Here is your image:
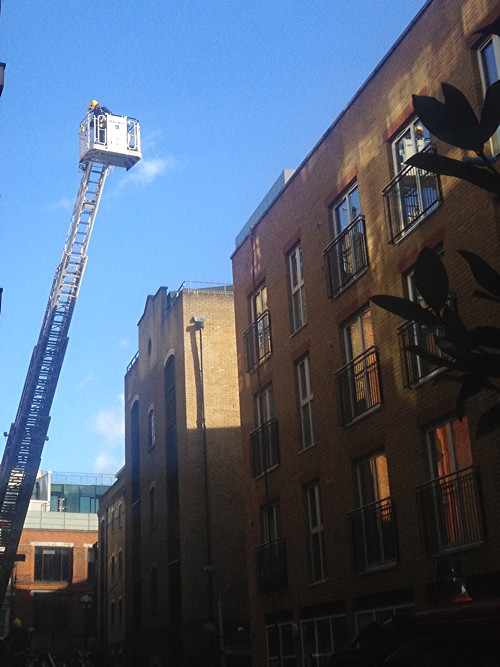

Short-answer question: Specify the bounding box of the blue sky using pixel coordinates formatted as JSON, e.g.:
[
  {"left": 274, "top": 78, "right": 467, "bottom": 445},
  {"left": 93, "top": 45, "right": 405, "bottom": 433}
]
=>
[{"left": 0, "top": 0, "right": 426, "bottom": 475}]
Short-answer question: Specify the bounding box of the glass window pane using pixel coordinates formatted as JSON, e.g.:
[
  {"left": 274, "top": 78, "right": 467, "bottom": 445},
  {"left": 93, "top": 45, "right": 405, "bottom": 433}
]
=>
[{"left": 348, "top": 186, "right": 360, "bottom": 221}]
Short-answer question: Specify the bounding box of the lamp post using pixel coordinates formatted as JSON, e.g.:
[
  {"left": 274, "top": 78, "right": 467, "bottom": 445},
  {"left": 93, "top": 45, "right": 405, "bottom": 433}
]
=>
[{"left": 79, "top": 593, "right": 93, "bottom": 660}]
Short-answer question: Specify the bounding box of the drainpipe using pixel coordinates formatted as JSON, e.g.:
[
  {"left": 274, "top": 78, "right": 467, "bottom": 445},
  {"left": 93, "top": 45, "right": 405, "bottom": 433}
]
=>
[{"left": 194, "top": 316, "right": 213, "bottom": 620}]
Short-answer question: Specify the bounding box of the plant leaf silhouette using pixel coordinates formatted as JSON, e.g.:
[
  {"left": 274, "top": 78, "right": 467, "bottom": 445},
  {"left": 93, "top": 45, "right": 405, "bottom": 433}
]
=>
[
  {"left": 370, "top": 295, "right": 439, "bottom": 326},
  {"left": 458, "top": 250, "right": 500, "bottom": 297},
  {"left": 406, "top": 153, "right": 500, "bottom": 194},
  {"left": 414, "top": 247, "right": 448, "bottom": 311}
]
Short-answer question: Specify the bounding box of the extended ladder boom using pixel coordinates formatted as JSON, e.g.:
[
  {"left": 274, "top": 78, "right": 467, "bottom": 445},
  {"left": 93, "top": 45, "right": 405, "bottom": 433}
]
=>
[
  {"left": 0, "top": 162, "right": 110, "bottom": 600},
  {"left": 0, "top": 108, "right": 141, "bottom": 602}
]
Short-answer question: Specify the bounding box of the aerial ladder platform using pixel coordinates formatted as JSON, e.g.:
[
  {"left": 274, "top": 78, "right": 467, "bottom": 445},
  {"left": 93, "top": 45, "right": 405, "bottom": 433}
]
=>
[{"left": 0, "top": 107, "right": 141, "bottom": 603}]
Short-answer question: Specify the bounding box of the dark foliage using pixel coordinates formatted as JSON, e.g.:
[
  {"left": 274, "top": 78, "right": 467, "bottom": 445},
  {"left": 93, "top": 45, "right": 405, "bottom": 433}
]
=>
[{"left": 371, "top": 80, "right": 500, "bottom": 436}]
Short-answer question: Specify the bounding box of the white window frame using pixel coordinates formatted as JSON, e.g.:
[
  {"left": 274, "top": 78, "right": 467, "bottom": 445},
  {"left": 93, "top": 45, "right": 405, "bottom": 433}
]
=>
[
  {"left": 252, "top": 385, "right": 278, "bottom": 477},
  {"left": 266, "top": 622, "right": 296, "bottom": 667},
  {"left": 478, "top": 35, "right": 500, "bottom": 155},
  {"left": 300, "top": 614, "right": 347, "bottom": 666},
  {"left": 306, "top": 482, "right": 326, "bottom": 583},
  {"left": 288, "top": 244, "right": 306, "bottom": 332},
  {"left": 297, "top": 356, "right": 315, "bottom": 450},
  {"left": 355, "top": 604, "right": 414, "bottom": 633},
  {"left": 391, "top": 120, "right": 437, "bottom": 235},
  {"left": 426, "top": 416, "right": 472, "bottom": 480},
  {"left": 392, "top": 120, "right": 430, "bottom": 174},
  {"left": 356, "top": 452, "right": 389, "bottom": 506},
  {"left": 255, "top": 384, "right": 275, "bottom": 427},
  {"left": 260, "top": 500, "right": 281, "bottom": 544},
  {"left": 333, "top": 182, "right": 361, "bottom": 236}
]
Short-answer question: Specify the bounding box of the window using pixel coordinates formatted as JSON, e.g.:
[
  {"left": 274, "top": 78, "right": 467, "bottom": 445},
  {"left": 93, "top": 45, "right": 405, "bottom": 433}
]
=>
[
  {"left": 131, "top": 400, "right": 141, "bottom": 503},
  {"left": 261, "top": 500, "right": 281, "bottom": 544},
  {"left": 355, "top": 604, "right": 414, "bottom": 633},
  {"left": 349, "top": 453, "right": 397, "bottom": 572},
  {"left": 118, "top": 549, "right": 123, "bottom": 576},
  {"left": 111, "top": 554, "right": 116, "bottom": 581},
  {"left": 478, "top": 36, "right": 500, "bottom": 154},
  {"left": 383, "top": 119, "right": 441, "bottom": 242},
  {"left": 148, "top": 408, "right": 156, "bottom": 449},
  {"left": 250, "top": 385, "right": 279, "bottom": 477},
  {"left": 87, "top": 546, "right": 96, "bottom": 583},
  {"left": 417, "top": 417, "right": 483, "bottom": 555},
  {"left": 288, "top": 244, "right": 306, "bottom": 331},
  {"left": 266, "top": 622, "right": 295, "bottom": 667},
  {"left": 256, "top": 501, "right": 287, "bottom": 593},
  {"left": 399, "top": 252, "right": 453, "bottom": 386},
  {"left": 33, "top": 592, "right": 70, "bottom": 634},
  {"left": 244, "top": 284, "right": 272, "bottom": 371},
  {"left": 301, "top": 615, "right": 348, "bottom": 666},
  {"left": 111, "top": 600, "right": 116, "bottom": 627},
  {"left": 297, "top": 356, "right": 315, "bottom": 450},
  {"left": 306, "top": 482, "right": 326, "bottom": 583},
  {"left": 118, "top": 598, "right": 123, "bottom": 625},
  {"left": 34, "top": 547, "right": 72, "bottom": 582},
  {"left": 118, "top": 502, "right": 122, "bottom": 528},
  {"left": 336, "top": 307, "right": 381, "bottom": 424},
  {"left": 325, "top": 182, "right": 368, "bottom": 296}
]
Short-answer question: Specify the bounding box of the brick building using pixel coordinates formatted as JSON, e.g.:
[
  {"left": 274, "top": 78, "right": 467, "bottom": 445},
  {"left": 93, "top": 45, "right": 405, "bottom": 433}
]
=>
[
  {"left": 97, "top": 466, "right": 126, "bottom": 665},
  {"left": 8, "top": 471, "right": 111, "bottom": 660},
  {"left": 231, "top": 0, "right": 500, "bottom": 664},
  {"left": 123, "top": 284, "right": 249, "bottom": 666}
]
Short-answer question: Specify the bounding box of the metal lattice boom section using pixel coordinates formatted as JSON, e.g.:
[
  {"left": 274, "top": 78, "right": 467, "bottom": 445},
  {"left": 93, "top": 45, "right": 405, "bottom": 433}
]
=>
[{"left": 0, "top": 161, "right": 110, "bottom": 600}]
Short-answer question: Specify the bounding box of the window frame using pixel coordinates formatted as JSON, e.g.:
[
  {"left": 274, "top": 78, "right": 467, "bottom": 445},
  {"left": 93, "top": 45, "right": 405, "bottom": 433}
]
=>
[
  {"left": 478, "top": 35, "right": 500, "bottom": 155},
  {"left": 148, "top": 406, "right": 156, "bottom": 449},
  {"left": 300, "top": 614, "right": 348, "bottom": 666},
  {"left": 34, "top": 546, "right": 72, "bottom": 583},
  {"left": 332, "top": 181, "right": 361, "bottom": 236},
  {"left": 260, "top": 500, "right": 281, "bottom": 544},
  {"left": 288, "top": 243, "right": 307, "bottom": 332},
  {"left": 296, "top": 355, "right": 316, "bottom": 451},
  {"left": 306, "top": 482, "right": 326, "bottom": 583}
]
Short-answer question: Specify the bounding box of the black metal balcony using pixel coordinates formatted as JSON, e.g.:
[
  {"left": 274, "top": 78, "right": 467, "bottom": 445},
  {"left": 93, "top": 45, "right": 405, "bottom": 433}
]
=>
[
  {"left": 255, "top": 538, "right": 287, "bottom": 594},
  {"left": 249, "top": 418, "right": 279, "bottom": 478},
  {"left": 243, "top": 310, "right": 272, "bottom": 372},
  {"left": 383, "top": 145, "right": 442, "bottom": 243},
  {"left": 348, "top": 497, "right": 398, "bottom": 573},
  {"left": 335, "top": 346, "right": 382, "bottom": 425},
  {"left": 416, "top": 467, "right": 484, "bottom": 557},
  {"left": 324, "top": 215, "right": 369, "bottom": 297},
  {"left": 398, "top": 296, "right": 456, "bottom": 387}
]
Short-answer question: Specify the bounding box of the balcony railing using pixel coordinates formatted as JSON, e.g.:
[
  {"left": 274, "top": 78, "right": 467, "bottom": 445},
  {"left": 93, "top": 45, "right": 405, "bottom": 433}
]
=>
[
  {"left": 348, "top": 497, "right": 398, "bottom": 573},
  {"left": 250, "top": 418, "right": 279, "bottom": 478},
  {"left": 324, "top": 215, "right": 369, "bottom": 297},
  {"left": 335, "top": 346, "right": 382, "bottom": 425},
  {"left": 255, "top": 538, "right": 287, "bottom": 594},
  {"left": 243, "top": 310, "right": 272, "bottom": 372},
  {"left": 383, "top": 145, "right": 442, "bottom": 243},
  {"left": 398, "top": 296, "right": 456, "bottom": 387},
  {"left": 416, "top": 467, "right": 484, "bottom": 557}
]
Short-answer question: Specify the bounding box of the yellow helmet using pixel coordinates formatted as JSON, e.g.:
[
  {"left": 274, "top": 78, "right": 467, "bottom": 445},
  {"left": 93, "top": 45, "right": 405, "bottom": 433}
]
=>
[
  {"left": 88, "top": 99, "right": 99, "bottom": 111},
  {"left": 13, "top": 618, "right": 23, "bottom": 627}
]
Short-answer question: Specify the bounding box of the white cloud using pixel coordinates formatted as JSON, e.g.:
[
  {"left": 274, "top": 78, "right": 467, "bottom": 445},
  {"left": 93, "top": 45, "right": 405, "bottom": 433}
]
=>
[
  {"left": 89, "top": 403, "right": 124, "bottom": 446},
  {"left": 118, "top": 337, "right": 131, "bottom": 349},
  {"left": 77, "top": 372, "right": 95, "bottom": 389},
  {"left": 124, "top": 155, "right": 176, "bottom": 187},
  {"left": 48, "top": 197, "right": 73, "bottom": 212},
  {"left": 93, "top": 450, "right": 123, "bottom": 475}
]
